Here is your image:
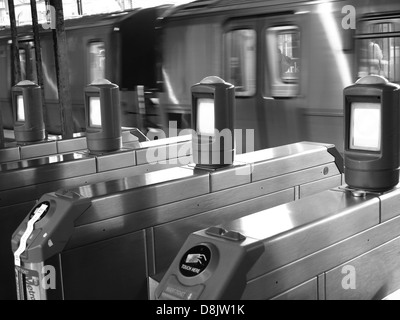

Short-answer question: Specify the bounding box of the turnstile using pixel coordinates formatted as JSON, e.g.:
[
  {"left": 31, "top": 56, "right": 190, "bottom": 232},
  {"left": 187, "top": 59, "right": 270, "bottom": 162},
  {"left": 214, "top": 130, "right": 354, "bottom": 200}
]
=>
[
  {"left": 154, "top": 186, "right": 400, "bottom": 300},
  {"left": 11, "top": 142, "right": 343, "bottom": 299},
  {"left": 1, "top": 134, "right": 191, "bottom": 300},
  {"left": 0, "top": 128, "right": 144, "bottom": 163}
]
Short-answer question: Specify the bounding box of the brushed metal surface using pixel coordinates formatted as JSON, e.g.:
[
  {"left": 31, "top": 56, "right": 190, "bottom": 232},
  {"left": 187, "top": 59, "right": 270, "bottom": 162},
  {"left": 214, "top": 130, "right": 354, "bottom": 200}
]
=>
[
  {"left": 271, "top": 278, "right": 317, "bottom": 300},
  {"left": 379, "top": 186, "right": 400, "bottom": 223},
  {"left": 0, "top": 146, "right": 20, "bottom": 163},
  {"left": 56, "top": 137, "right": 87, "bottom": 154},
  {"left": 136, "top": 141, "right": 192, "bottom": 165},
  {"left": 67, "top": 162, "right": 340, "bottom": 248},
  {"left": 300, "top": 175, "right": 343, "bottom": 199},
  {"left": 208, "top": 162, "right": 252, "bottom": 192},
  {"left": 236, "top": 142, "right": 335, "bottom": 182},
  {"left": 137, "top": 135, "right": 191, "bottom": 149},
  {"left": 241, "top": 208, "right": 400, "bottom": 300},
  {"left": 0, "top": 153, "right": 96, "bottom": 191},
  {"left": 216, "top": 190, "right": 379, "bottom": 281},
  {"left": 152, "top": 188, "right": 295, "bottom": 275},
  {"left": 325, "top": 235, "right": 400, "bottom": 300},
  {"left": 79, "top": 149, "right": 136, "bottom": 172},
  {"left": 74, "top": 167, "right": 209, "bottom": 225},
  {"left": 0, "top": 157, "right": 192, "bottom": 208},
  {"left": 20, "top": 141, "right": 58, "bottom": 159},
  {"left": 69, "top": 188, "right": 294, "bottom": 251},
  {"left": 318, "top": 274, "right": 326, "bottom": 300}
]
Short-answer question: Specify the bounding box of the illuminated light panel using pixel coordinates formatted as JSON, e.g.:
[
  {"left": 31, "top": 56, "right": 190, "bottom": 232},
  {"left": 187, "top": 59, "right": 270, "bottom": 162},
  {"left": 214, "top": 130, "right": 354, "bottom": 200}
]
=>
[
  {"left": 17, "top": 95, "right": 25, "bottom": 122},
  {"left": 350, "top": 102, "right": 381, "bottom": 151},
  {"left": 89, "top": 96, "right": 102, "bottom": 127},
  {"left": 197, "top": 98, "right": 215, "bottom": 136}
]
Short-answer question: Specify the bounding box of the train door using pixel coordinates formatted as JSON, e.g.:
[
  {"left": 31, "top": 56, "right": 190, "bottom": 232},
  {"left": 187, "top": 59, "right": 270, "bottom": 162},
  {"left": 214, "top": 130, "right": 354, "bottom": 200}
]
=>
[
  {"left": 223, "top": 19, "right": 260, "bottom": 151},
  {"left": 224, "top": 14, "right": 303, "bottom": 151}
]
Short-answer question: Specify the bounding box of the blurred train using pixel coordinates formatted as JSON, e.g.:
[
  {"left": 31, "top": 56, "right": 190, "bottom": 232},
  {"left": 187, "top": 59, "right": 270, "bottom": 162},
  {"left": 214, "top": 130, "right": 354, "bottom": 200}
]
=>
[
  {"left": 158, "top": 0, "right": 400, "bottom": 154},
  {"left": 0, "top": 5, "right": 167, "bottom": 134},
  {"left": 1, "top": 0, "right": 400, "bottom": 154}
]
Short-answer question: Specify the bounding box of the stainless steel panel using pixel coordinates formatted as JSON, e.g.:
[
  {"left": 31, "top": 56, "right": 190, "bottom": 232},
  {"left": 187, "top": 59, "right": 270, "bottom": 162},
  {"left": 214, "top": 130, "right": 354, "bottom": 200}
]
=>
[
  {"left": 0, "top": 157, "right": 192, "bottom": 208},
  {"left": 74, "top": 167, "right": 210, "bottom": 225},
  {"left": 138, "top": 135, "right": 191, "bottom": 149},
  {"left": 219, "top": 190, "right": 379, "bottom": 281},
  {"left": 241, "top": 209, "right": 400, "bottom": 300},
  {"left": 0, "top": 147, "right": 20, "bottom": 163},
  {"left": 20, "top": 141, "right": 58, "bottom": 159},
  {"left": 92, "top": 149, "right": 136, "bottom": 172},
  {"left": 326, "top": 235, "right": 400, "bottom": 300},
  {"left": 236, "top": 142, "right": 335, "bottom": 182},
  {"left": 379, "top": 186, "right": 400, "bottom": 223},
  {"left": 61, "top": 230, "right": 148, "bottom": 300},
  {"left": 56, "top": 137, "right": 87, "bottom": 154},
  {"left": 209, "top": 162, "right": 252, "bottom": 192},
  {"left": 235, "top": 142, "right": 327, "bottom": 163},
  {"left": 152, "top": 188, "right": 295, "bottom": 275},
  {"left": 68, "top": 187, "right": 295, "bottom": 251},
  {"left": 250, "top": 163, "right": 339, "bottom": 196},
  {"left": 318, "top": 274, "right": 326, "bottom": 300},
  {"left": 68, "top": 161, "right": 341, "bottom": 247},
  {"left": 0, "top": 154, "right": 96, "bottom": 191},
  {"left": 136, "top": 141, "right": 192, "bottom": 165},
  {"left": 300, "top": 175, "right": 342, "bottom": 198},
  {"left": 271, "top": 278, "right": 317, "bottom": 300}
]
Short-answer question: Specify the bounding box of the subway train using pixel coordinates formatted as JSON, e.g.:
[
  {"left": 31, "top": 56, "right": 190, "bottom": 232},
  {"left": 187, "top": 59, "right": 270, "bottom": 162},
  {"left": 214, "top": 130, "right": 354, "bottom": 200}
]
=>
[
  {"left": 1, "top": 0, "right": 400, "bottom": 152},
  {"left": 158, "top": 0, "right": 400, "bottom": 154},
  {"left": 0, "top": 5, "right": 168, "bottom": 135}
]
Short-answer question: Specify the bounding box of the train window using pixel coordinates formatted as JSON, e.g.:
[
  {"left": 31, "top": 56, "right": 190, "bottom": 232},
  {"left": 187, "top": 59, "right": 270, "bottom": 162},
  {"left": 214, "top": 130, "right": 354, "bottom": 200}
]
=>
[
  {"left": 265, "top": 26, "right": 300, "bottom": 97},
  {"left": 357, "top": 20, "right": 400, "bottom": 83},
  {"left": 225, "top": 29, "right": 256, "bottom": 96},
  {"left": 89, "top": 42, "right": 106, "bottom": 83},
  {"left": 19, "top": 49, "right": 26, "bottom": 80}
]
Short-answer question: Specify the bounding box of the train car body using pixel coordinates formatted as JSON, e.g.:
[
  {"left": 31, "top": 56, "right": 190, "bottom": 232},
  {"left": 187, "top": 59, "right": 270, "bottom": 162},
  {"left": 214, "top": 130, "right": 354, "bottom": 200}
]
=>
[
  {"left": 158, "top": 0, "right": 400, "bottom": 154},
  {"left": 0, "top": 6, "right": 164, "bottom": 134}
]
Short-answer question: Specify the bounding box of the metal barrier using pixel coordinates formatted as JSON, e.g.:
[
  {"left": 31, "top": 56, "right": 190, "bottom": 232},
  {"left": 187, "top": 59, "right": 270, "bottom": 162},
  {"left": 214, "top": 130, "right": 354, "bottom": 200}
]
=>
[
  {"left": 154, "top": 185, "right": 400, "bottom": 300},
  {"left": 11, "top": 142, "right": 343, "bottom": 299},
  {"left": 1, "top": 134, "right": 191, "bottom": 300}
]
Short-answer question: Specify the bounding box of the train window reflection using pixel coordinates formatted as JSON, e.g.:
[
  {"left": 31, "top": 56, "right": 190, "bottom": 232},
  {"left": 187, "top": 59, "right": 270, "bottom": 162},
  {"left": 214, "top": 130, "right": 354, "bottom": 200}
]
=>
[
  {"left": 276, "top": 31, "right": 300, "bottom": 83},
  {"left": 89, "top": 42, "right": 106, "bottom": 83},
  {"left": 358, "top": 21, "right": 400, "bottom": 83},
  {"left": 19, "top": 49, "right": 26, "bottom": 81},
  {"left": 266, "top": 26, "right": 300, "bottom": 97},
  {"left": 225, "top": 29, "right": 256, "bottom": 96}
]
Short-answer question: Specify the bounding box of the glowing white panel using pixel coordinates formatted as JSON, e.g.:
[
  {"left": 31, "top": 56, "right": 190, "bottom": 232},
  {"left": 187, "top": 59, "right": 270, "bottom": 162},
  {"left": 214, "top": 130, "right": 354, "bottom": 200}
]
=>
[
  {"left": 197, "top": 98, "right": 215, "bottom": 136},
  {"left": 17, "top": 95, "right": 25, "bottom": 122},
  {"left": 89, "top": 96, "right": 102, "bottom": 127},
  {"left": 350, "top": 102, "right": 381, "bottom": 151}
]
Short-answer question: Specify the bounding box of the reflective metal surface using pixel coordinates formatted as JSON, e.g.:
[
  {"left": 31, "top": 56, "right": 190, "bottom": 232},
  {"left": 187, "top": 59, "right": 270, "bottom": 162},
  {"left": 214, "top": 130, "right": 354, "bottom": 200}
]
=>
[
  {"left": 0, "top": 146, "right": 20, "bottom": 163},
  {"left": 325, "top": 234, "right": 400, "bottom": 300},
  {"left": 271, "top": 278, "right": 317, "bottom": 300},
  {"left": 19, "top": 141, "right": 58, "bottom": 160},
  {"left": 79, "top": 149, "right": 136, "bottom": 172},
  {"left": 217, "top": 189, "right": 379, "bottom": 280},
  {"left": 0, "top": 153, "right": 96, "bottom": 191},
  {"left": 236, "top": 142, "right": 336, "bottom": 181},
  {"left": 378, "top": 186, "right": 400, "bottom": 222},
  {"left": 74, "top": 167, "right": 209, "bottom": 226}
]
